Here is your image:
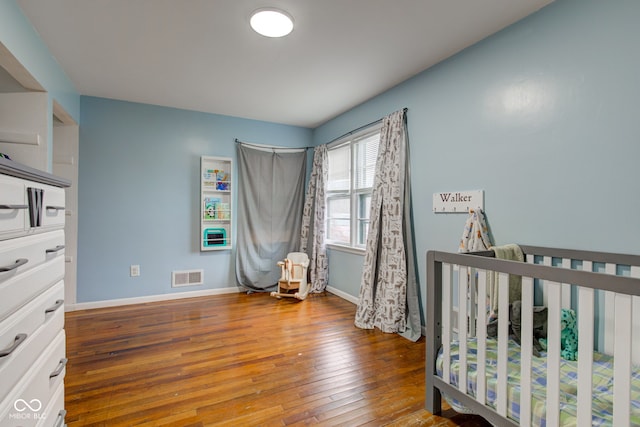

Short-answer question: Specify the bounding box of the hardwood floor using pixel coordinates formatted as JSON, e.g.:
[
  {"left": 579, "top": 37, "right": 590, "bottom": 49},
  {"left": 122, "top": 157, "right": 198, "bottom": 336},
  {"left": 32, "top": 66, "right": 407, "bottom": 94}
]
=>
[{"left": 65, "top": 292, "right": 491, "bottom": 426}]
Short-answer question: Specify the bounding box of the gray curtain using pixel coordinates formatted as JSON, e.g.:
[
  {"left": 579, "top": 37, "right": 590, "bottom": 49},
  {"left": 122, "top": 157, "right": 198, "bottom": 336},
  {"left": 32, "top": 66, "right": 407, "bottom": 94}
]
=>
[
  {"left": 235, "top": 143, "right": 307, "bottom": 291},
  {"left": 299, "top": 145, "right": 328, "bottom": 292},
  {"left": 354, "top": 109, "right": 421, "bottom": 341}
]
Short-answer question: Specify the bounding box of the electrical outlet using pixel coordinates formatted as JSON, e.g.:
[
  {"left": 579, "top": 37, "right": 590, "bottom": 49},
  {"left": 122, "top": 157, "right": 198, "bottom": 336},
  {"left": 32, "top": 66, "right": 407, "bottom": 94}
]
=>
[{"left": 130, "top": 264, "right": 140, "bottom": 277}]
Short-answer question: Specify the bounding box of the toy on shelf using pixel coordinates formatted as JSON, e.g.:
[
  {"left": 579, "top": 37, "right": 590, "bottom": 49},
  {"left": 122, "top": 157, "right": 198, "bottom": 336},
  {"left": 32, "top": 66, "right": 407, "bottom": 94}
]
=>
[{"left": 216, "top": 170, "right": 230, "bottom": 191}]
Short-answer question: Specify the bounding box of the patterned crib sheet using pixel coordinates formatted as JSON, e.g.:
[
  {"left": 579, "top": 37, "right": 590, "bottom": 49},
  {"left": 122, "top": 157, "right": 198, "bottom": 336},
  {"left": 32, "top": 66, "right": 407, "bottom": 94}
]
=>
[{"left": 436, "top": 338, "right": 640, "bottom": 426}]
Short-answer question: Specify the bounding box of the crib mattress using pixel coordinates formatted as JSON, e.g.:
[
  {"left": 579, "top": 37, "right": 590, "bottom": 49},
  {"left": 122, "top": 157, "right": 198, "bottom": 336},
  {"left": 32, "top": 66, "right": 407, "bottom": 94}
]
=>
[{"left": 436, "top": 338, "right": 640, "bottom": 426}]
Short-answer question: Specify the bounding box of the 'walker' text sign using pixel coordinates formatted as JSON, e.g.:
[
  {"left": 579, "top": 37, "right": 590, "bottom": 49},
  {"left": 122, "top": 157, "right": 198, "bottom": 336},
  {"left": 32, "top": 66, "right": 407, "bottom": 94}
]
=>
[{"left": 433, "top": 190, "right": 484, "bottom": 213}]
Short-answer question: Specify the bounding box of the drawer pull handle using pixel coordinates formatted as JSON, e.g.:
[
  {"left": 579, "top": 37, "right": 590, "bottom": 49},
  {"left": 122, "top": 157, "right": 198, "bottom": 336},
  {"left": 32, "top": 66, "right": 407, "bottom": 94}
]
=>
[
  {"left": 45, "top": 299, "right": 65, "bottom": 314},
  {"left": 49, "top": 357, "right": 68, "bottom": 379},
  {"left": 0, "top": 204, "right": 28, "bottom": 210},
  {"left": 0, "top": 333, "right": 27, "bottom": 357},
  {"left": 0, "top": 258, "right": 28, "bottom": 272},
  {"left": 46, "top": 205, "right": 65, "bottom": 211},
  {"left": 54, "top": 409, "right": 67, "bottom": 427},
  {"left": 46, "top": 245, "right": 66, "bottom": 254}
]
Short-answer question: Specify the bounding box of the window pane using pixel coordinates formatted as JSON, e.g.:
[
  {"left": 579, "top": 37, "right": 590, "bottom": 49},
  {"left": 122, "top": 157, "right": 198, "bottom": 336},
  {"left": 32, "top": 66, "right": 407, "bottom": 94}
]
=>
[
  {"left": 354, "top": 132, "right": 379, "bottom": 189},
  {"left": 328, "top": 219, "right": 350, "bottom": 244},
  {"left": 325, "top": 126, "right": 380, "bottom": 249},
  {"left": 357, "top": 193, "right": 372, "bottom": 246},
  {"left": 328, "top": 145, "right": 350, "bottom": 191},
  {"left": 327, "top": 197, "right": 350, "bottom": 244},
  {"left": 328, "top": 196, "right": 350, "bottom": 218}
]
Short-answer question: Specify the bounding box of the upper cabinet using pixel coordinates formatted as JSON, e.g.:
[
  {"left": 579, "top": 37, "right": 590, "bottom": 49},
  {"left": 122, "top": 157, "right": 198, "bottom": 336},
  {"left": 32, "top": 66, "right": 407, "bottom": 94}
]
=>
[{"left": 0, "top": 90, "right": 48, "bottom": 172}]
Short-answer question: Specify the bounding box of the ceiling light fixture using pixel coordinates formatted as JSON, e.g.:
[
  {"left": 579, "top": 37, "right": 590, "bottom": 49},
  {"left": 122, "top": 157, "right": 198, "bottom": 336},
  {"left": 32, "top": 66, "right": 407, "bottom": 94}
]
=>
[{"left": 250, "top": 8, "right": 294, "bottom": 38}]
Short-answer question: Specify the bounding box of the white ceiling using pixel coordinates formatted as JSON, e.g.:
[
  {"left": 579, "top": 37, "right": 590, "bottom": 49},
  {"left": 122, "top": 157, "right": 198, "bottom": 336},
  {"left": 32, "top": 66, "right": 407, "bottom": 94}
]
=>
[{"left": 17, "top": 0, "right": 553, "bottom": 128}]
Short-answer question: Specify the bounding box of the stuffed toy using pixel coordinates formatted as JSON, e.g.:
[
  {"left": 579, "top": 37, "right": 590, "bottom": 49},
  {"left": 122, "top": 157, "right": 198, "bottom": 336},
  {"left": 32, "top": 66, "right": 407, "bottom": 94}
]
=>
[
  {"left": 560, "top": 308, "right": 578, "bottom": 361},
  {"left": 487, "top": 300, "right": 547, "bottom": 356},
  {"left": 539, "top": 308, "right": 578, "bottom": 361},
  {"left": 487, "top": 302, "right": 578, "bottom": 360},
  {"left": 509, "top": 300, "right": 548, "bottom": 357}
]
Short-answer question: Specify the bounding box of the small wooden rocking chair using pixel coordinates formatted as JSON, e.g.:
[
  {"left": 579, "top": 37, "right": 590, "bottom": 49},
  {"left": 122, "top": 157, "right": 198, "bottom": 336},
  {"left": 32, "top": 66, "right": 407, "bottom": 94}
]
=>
[{"left": 270, "top": 252, "right": 310, "bottom": 300}]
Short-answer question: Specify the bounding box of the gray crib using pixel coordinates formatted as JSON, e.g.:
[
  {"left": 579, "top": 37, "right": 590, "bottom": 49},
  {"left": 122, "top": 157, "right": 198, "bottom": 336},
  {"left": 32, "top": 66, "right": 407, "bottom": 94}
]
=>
[{"left": 426, "top": 246, "right": 640, "bottom": 426}]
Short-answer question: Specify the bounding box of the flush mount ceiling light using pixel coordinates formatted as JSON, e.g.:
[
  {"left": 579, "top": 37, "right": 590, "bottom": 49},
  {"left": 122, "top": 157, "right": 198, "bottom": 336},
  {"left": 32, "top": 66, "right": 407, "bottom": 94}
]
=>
[{"left": 250, "top": 8, "right": 294, "bottom": 38}]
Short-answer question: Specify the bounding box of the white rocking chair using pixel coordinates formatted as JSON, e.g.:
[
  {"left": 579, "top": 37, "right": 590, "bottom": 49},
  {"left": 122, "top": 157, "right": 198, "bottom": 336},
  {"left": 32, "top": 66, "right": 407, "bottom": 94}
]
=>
[{"left": 270, "top": 252, "right": 310, "bottom": 300}]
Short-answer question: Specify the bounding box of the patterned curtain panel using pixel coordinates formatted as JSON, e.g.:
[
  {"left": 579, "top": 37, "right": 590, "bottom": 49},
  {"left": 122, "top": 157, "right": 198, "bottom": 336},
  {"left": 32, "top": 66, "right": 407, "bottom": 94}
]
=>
[
  {"left": 300, "top": 145, "right": 328, "bottom": 292},
  {"left": 355, "top": 109, "right": 421, "bottom": 342}
]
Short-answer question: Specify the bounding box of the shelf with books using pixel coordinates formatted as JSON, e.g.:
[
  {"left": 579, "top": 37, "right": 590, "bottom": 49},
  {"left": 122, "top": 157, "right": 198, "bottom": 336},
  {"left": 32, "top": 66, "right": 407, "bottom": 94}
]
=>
[{"left": 201, "top": 156, "right": 232, "bottom": 251}]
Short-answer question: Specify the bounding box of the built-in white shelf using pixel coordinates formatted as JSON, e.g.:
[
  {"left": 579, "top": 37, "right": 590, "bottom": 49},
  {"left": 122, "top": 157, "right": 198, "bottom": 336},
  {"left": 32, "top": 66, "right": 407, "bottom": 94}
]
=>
[{"left": 200, "top": 156, "right": 232, "bottom": 251}]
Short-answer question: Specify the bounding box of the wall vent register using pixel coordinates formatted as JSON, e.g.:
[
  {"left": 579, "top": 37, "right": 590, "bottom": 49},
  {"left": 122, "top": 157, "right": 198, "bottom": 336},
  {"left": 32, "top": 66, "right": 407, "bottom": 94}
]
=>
[{"left": 172, "top": 269, "right": 204, "bottom": 287}]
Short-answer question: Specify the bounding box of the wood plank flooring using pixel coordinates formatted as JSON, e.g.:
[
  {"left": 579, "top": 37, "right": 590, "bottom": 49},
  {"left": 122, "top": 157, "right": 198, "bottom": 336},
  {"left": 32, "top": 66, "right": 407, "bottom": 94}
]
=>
[{"left": 65, "top": 292, "right": 491, "bottom": 426}]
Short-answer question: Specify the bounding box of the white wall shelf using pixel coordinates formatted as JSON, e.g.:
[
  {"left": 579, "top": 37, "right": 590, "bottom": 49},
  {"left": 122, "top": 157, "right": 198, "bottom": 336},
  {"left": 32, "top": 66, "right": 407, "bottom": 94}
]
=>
[{"left": 200, "top": 156, "right": 232, "bottom": 251}]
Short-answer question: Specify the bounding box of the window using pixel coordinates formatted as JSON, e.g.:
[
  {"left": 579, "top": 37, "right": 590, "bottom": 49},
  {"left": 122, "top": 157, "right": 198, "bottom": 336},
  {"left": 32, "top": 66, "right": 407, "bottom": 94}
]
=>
[{"left": 326, "top": 125, "right": 381, "bottom": 250}]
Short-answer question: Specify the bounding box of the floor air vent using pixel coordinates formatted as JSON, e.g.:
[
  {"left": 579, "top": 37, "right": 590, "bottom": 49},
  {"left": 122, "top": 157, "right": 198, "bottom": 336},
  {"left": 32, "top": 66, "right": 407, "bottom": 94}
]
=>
[{"left": 172, "top": 269, "right": 204, "bottom": 287}]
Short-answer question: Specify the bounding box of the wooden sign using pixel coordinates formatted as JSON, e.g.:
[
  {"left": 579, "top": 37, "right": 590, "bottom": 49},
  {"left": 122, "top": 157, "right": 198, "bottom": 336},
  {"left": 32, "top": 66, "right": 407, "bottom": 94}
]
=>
[{"left": 433, "top": 190, "right": 484, "bottom": 213}]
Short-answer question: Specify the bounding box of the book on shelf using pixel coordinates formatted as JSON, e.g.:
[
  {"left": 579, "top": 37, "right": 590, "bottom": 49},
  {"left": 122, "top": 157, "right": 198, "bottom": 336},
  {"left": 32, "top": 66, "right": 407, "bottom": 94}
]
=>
[{"left": 204, "top": 197, "right": 221, "bottom": 219}]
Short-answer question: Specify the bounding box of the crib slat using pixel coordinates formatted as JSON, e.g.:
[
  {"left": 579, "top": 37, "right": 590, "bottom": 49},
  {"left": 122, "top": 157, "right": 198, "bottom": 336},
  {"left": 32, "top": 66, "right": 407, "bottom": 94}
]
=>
[
  {"left": 576, "top": 281, "right": 594, "bottom": 427},
  {"left": 458, "top": 264, "right": 468, "bottom": 394},
  {"left": 561, "top": 258, "right": 571, "bottom": 310},
  {"left": 542, "top": 256, "right": 552, "bottom": 307},
  {"left": 519, "top": 276, "right": 534, "bottom": 427},
  {"left": 613, "top": 293, "right": 632, "bottom": 427},
  {"left": 603, "top": 263, "right": 616, "bottom": 355},
  {"left": 632, "top": 266, "right": 640, "bottom": 365},
  {"left": 476, "top": 269, "right": 487, "bottom": 406},
  {"left": 546, "top": 281, "right": 561, "bottom": 427},
  {"left": 442, "top": 263, "right": 452, "bottom": 385},
  {"left": 496, "top": 272, "right": 509, "bottom": 417},
  {"left": 469, "top": 268, "right": 477, "bottom": 337}
]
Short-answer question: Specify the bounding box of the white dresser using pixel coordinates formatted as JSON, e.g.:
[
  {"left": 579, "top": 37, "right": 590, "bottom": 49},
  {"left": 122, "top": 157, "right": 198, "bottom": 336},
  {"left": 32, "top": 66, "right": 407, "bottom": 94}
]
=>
[{"left": 0, "top": 158, "right": 69, "bottom": 427}]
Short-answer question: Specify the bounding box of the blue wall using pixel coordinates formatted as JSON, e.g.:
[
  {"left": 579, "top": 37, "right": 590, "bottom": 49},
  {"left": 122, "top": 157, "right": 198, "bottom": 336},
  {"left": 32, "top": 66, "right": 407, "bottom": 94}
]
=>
[
  {"left": 316, "top": 0, "right": 640, "bottom": 303},
  {"left": 77, "top": 97, "right": 312, "bottom": 302}
]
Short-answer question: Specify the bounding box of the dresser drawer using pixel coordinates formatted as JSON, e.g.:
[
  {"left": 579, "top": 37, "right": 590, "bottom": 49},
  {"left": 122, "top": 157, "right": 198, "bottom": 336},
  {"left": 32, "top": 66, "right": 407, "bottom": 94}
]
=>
[
  {"left": 0, "top": 330, "right": 66, "bottom": 427},
  {"left": 39, "top": 184, "right": 65, "bottom": 230},
  {"left": 0, "top": 253, "right": 64, "bottom": 322},
  {"left": 36, "top": 382, "right": 64, "bottom": 427},
  {"left": 0, "top": 230, "right": 65, "bottom": 284},
  {"left": 0, "top": 176, "right": 27, "bottom": 239},
  {"left": 0, "top": 175, "right": 66, "bottom": 241},
  {"left": 0, "top": 281, "right": 64, "bottom": 403}
]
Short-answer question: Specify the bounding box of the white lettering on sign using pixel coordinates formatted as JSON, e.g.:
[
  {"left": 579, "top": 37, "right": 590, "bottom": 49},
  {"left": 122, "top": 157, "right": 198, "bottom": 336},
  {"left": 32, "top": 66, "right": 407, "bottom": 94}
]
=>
[{"left": 433, "top": 190, "right": 484, "bottom": 213}]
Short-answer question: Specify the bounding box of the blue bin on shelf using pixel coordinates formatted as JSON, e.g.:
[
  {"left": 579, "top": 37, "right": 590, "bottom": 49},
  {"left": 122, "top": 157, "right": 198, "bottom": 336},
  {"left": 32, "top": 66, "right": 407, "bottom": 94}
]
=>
[{"left": 203, "top": 227, "right": 227, "bottom": 247}]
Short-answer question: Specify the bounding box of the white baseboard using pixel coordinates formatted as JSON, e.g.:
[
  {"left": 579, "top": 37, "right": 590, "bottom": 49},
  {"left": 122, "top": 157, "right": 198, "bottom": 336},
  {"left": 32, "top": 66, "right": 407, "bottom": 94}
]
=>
[
  {"left": 325, "top": 285, "right": 358, "bottom": 305},
  {"left": 65, "top": 287, "right": 242, "bottom": 312}
]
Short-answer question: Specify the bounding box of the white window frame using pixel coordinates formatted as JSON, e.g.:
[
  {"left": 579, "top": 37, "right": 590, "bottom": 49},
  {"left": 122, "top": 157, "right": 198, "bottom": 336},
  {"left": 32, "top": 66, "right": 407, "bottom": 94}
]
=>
[{"left": 325, "top": 123, "right": 382, "bottom": 254}]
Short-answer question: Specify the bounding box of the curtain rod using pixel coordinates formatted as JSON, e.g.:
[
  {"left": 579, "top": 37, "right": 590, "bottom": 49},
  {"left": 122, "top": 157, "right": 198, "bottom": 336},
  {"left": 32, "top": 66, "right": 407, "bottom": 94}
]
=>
[
  {"left": 234, "top": 138, "right": 311, "bottom": 151},
  {"left": 236, "top": 107, "right": 408, "bottom": 150},
  {"left": 325, "top": 107, "right": 408, "bottom": 146}
]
